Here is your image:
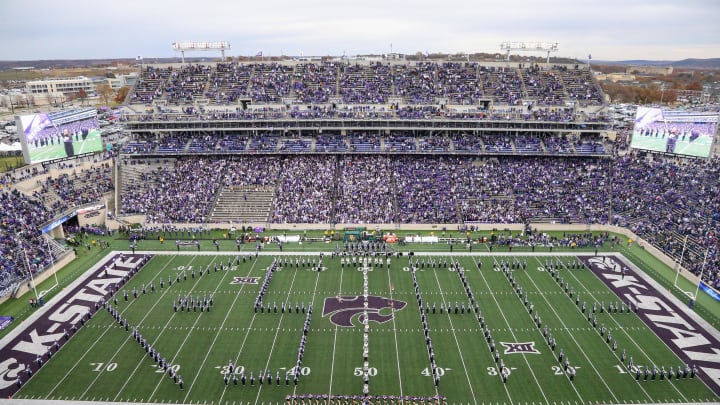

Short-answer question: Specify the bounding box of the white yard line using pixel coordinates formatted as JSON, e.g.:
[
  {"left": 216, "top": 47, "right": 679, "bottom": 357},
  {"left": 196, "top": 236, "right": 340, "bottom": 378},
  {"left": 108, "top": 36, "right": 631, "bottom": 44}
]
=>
[
  {"left": 325, "top": 262, "right": 346, "bottom": 398},
  {"left": 285, "top": 259, "right": 324, "bottom": 399},
  {"left": 473, "top": 257, "right": 552, "bottom": 405},
  {"left": 449, "top": 257, "right": 513, "bottom": 403},
  {"left": 428, "top": 263, "right": 478, "bottom": 405},
  {"left": 179, "top": 257, "right": 260, "bottom": 402},
  {"left": 216, "top": 260, "right": 266, "bottom": 404},
  {"left": 385, "top": 263, "right": 405, "bottom": 398},
  {"left": 489, "top": 256, "right": 585, "bottom": 401},
  {"left": 111, "top": 255, "right": 215, "bottom": 401},
  {"left": 554, "top": 256, "right": 686, "bottom": 401},
  {"left": 520, "top": 257, "right": 619, "bottom": 403},
  {"left": 252, "top": 260, "right": 303, "bottom": 404},
  {"left": 47, "top": 255, "right": 181, "bottom": 398}
]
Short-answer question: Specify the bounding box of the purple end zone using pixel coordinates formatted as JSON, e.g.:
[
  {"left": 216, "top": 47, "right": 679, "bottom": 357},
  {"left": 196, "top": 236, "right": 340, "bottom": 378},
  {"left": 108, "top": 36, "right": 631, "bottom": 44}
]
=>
[
  {"left": 0, "top": 253, "right": 151, "bottom": 398},
  {"left": 580, "top": 255, "right": 720, "bottom": 396},
  {"left": 323, "top": 295, "right": 407, "bottom": 327}
]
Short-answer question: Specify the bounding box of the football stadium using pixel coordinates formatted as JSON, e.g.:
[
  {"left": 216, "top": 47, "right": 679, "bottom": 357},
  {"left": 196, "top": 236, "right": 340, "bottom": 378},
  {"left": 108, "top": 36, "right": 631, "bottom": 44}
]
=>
[{"left": 0, "top": 54, "right": 719, "bottom": 405}]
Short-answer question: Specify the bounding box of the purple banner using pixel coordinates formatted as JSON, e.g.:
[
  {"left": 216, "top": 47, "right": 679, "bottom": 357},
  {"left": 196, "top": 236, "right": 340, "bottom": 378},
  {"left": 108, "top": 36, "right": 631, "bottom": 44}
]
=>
[
  {"left": 580, "top": 255, "right": 720, "bottom": 396},
  {"left": 253, "top": 226, "right": 265, "bottom": 233},
  {"left": 0, "top": 253, "right": 151, "bottom": 398},
  {"left": 0, "top": 316, "right": 12, "bottom": 331}
]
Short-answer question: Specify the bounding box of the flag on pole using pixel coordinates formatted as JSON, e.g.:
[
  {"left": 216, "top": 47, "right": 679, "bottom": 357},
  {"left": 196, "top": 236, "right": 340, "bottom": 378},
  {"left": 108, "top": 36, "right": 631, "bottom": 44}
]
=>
[{"left": 256, "top": 51, "right": 263, "bottom": 57}]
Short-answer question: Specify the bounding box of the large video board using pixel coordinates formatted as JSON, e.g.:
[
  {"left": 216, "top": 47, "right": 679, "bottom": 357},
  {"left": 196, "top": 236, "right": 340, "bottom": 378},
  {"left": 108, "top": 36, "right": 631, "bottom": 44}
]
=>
[
  {"left": 16, "top": 108, "right": 102, "bottom": 164},
  {"left": 630, "top": 107, "right": 718, "bottom": 158}
]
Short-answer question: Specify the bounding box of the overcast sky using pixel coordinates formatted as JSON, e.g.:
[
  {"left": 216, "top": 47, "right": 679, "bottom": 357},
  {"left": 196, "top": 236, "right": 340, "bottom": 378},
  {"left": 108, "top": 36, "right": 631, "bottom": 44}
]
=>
[{"left": 0, "top": 0, "right": 718, "bottom": 62}]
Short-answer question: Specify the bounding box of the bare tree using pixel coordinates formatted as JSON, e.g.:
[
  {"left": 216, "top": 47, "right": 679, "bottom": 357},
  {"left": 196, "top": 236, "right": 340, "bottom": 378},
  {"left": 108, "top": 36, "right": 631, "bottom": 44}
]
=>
[
  {"left": 96, "top": 82, "right": 114, "bottom": 105},
  {"left": 78, "top": 89, "right": 87, "bottom": 106}
]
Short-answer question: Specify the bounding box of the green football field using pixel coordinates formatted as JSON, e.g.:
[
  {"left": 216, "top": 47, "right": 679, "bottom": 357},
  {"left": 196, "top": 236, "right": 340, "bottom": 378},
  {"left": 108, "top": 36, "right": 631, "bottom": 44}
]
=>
[
  {"left": 12, "top": 250, "right": 719, "bottom": 404},
  {"left": 28, "top": 129, "right": 103, "bottom": 162},
  {"left": 630, "top": 131, "right": 713, "bottom": 157}
]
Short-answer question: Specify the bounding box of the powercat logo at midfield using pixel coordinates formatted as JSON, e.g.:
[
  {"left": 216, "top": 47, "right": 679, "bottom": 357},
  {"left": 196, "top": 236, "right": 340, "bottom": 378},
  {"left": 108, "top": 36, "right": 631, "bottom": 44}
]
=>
[
  {"left": 0, "top": 253, "right": 150, "bottom": 398},
  {"left": 580, "top": 255, "right": 720, "bottom": 396},
  {"left": 323, "top": 296, "right": 407, "bottom": 327}
]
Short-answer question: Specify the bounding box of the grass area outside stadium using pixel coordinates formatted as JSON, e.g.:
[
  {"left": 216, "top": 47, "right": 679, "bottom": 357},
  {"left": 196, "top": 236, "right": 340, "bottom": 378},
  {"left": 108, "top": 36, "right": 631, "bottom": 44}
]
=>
[{"left": 0, "top": 155, "right": 24, "bottom": 172}]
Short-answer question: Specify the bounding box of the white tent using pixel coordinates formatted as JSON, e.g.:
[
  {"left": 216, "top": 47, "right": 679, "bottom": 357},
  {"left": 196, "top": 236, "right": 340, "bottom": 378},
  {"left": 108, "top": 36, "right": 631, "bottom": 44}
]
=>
[{"left": 0, "top": 142, "right": 21, "bottom": 151}]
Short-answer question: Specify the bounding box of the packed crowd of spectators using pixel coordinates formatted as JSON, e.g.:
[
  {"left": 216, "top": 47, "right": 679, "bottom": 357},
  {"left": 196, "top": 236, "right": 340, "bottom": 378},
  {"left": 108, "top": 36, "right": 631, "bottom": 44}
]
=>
[
  {"left": 165, "top": 64, "right": 213, "bottom": 104},
  {"left": 32, "top": 164, "right": 114, "bottom": 215},
  {"left": 1, "top": 147, "right": 718, "bottom": 293},
  {"left": 481, "top": 66, "right": 523, "bottom": 105},
  {"left": 339, "top": 63, "right": 393, "bottom": 103},
  {"left": 249, "top": 63, "right": 293, "bottom": 102},
  {"left": 293, "top": 63, "right": 339, "bottom": 104},
  {"left": 271, "top": 156, "right": 334, "bottom": 223},
  {"left": 118, "top": 155, "right": 613, "bottom": 226},
  {"left": 120, "top": 157, "right": 225, "bottom": 222},
  {"left": 393, "top": 156, "right": 462, "bottom": 223},
  {"left": 130, "top": 66, "right": 172, "bottom": 104},
  {"left": 205, "top": 62, "right": 253, "bottom": 104},
  {"left": 394, "top": 62, "right": 438, "bottom": 104},
  {"left": 437, "top": 62, "right": 485, "bottom": 104},
  {"left": 129, "top": 61, "right": 604, "bottom": 108},
  {"left": 115, "top": 152, "right": 719, "bottom": 286},
  {"left": 560, "top": 68, "right": 604, "bottom": 106},
  {"left": 611, "top": 155, "right": 720, "bottom": 288},
  {"left": 335, "top": 155, "right": 395, "bottom": 224},
  {"left": 0, "top": 189, "right": 55, "bottom": 295},
  {"left": 220, "top": 156, "right": 280, "bottom": 190},
  {"left": 522, "top": 66, "right": 565, "bottom": 106}
]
